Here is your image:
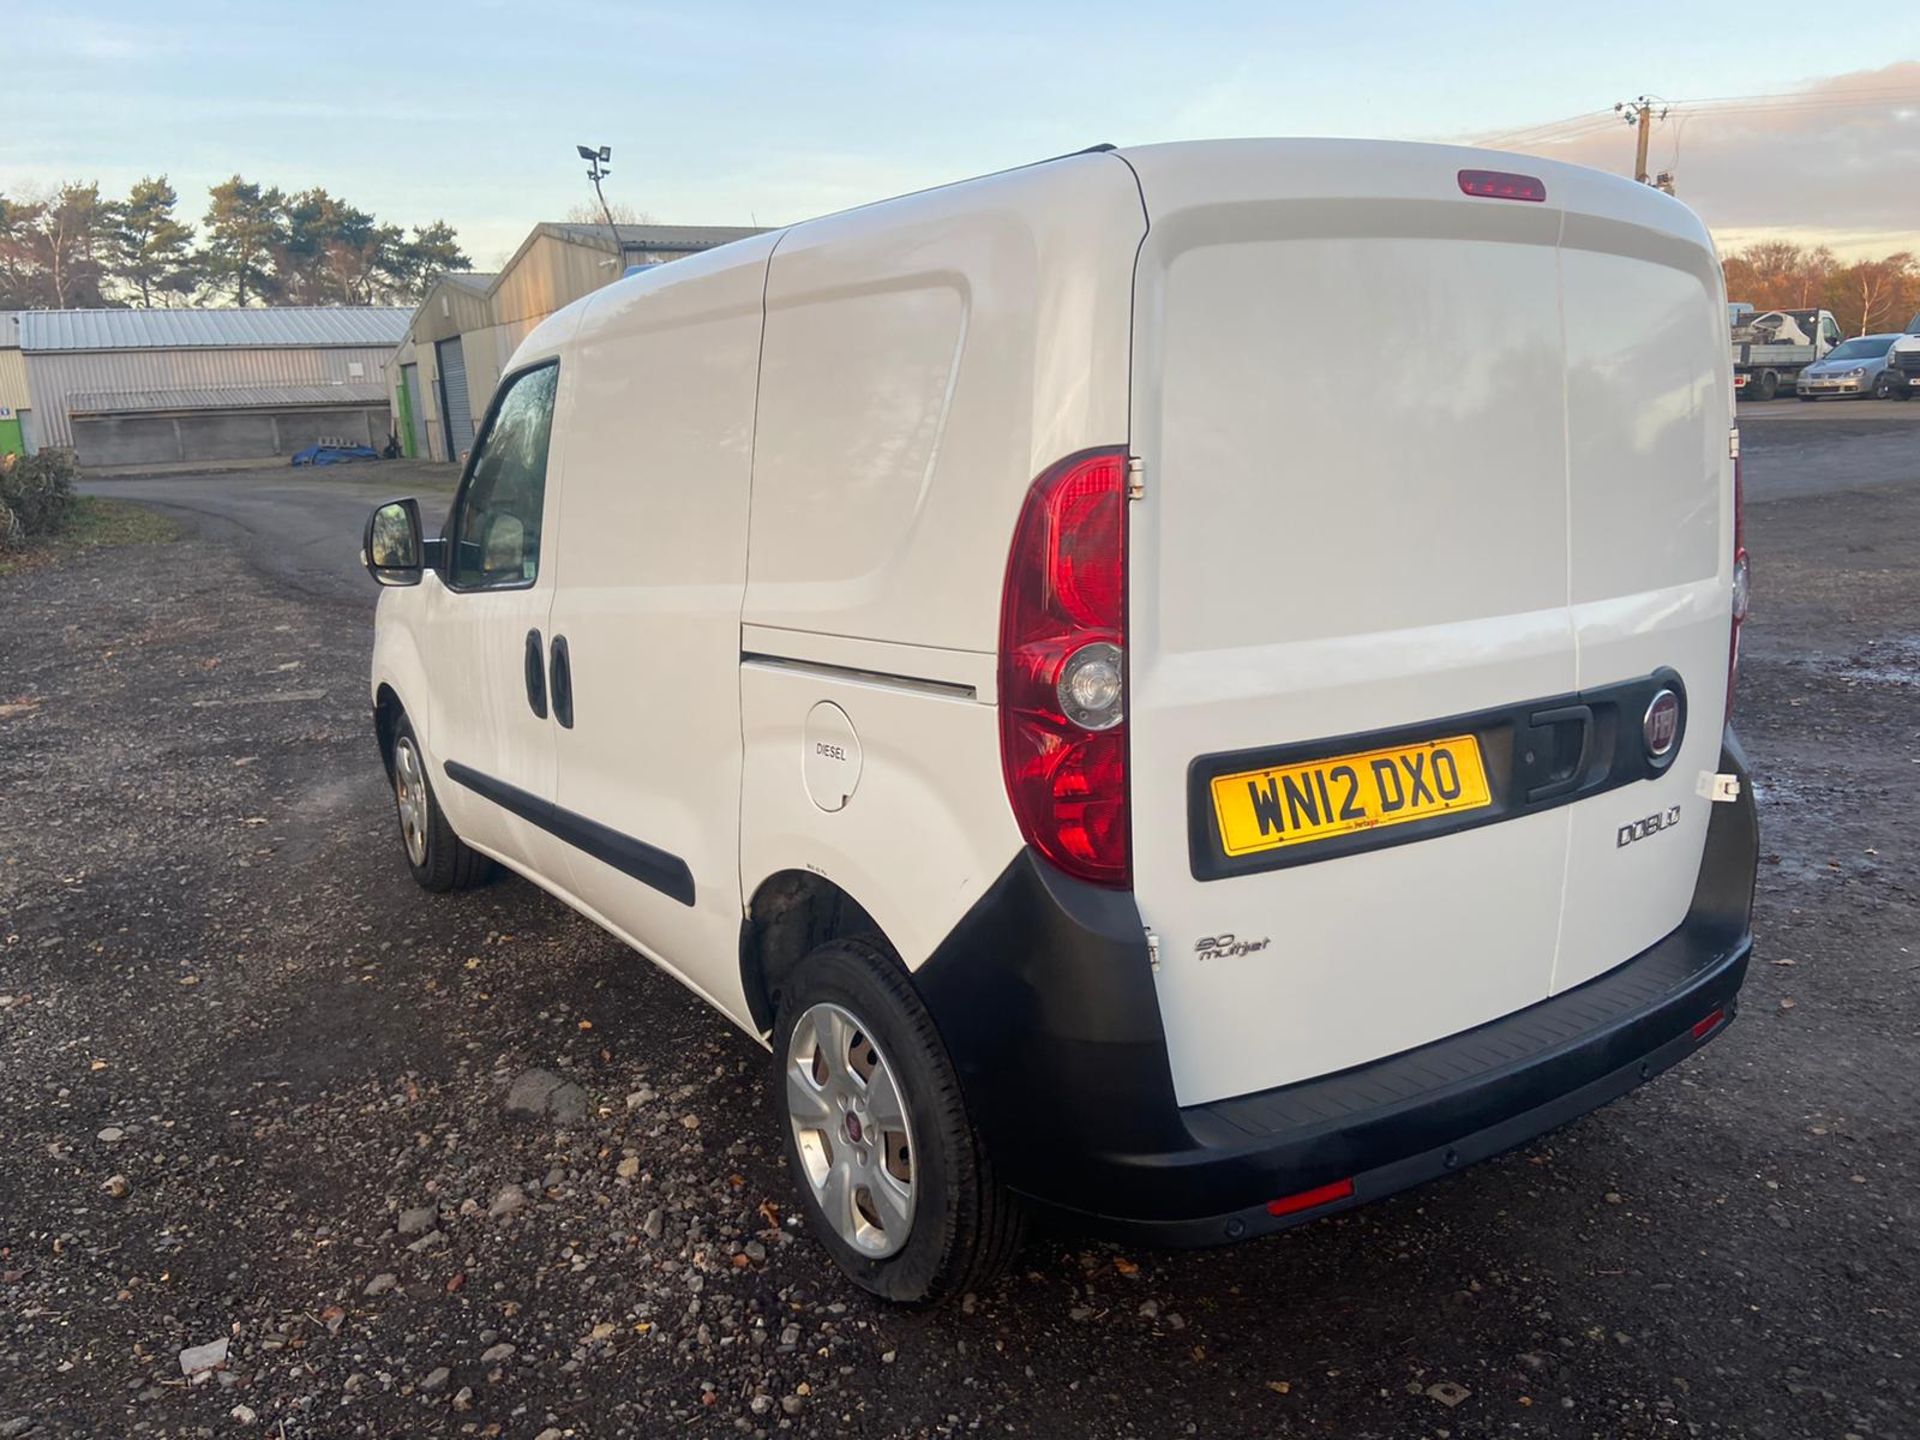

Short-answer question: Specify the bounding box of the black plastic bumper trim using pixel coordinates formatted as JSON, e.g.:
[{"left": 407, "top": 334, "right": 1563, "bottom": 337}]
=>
[
  {"left": 442, "top": 759, "right": 695, "bottom": 907},
  {"left": 914, "top": 731, "right": 1758, "bottom": 1242},
  {"left": 1087, "top": 990, "right": 1741, "bottom": 1248}
]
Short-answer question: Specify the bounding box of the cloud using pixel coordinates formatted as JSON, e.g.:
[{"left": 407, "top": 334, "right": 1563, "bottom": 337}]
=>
[{"left": 1480, "top": 63, "right": 1920, "bottom": 251}]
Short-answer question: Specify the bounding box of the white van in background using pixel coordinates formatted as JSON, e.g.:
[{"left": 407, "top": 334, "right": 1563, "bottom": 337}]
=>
[{"left": 362, "top": 140, "right": 1759, "bottom": 1304}]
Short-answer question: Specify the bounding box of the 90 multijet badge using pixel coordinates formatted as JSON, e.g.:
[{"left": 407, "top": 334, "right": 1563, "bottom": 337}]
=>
[{"left": 1195, "top": 934, "right": 1272, "bottom": 961}]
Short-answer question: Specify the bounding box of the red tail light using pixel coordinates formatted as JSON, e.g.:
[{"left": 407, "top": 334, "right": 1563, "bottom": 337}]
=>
[
  {"left": 999, "top": 448, "right": 1131, "bottom": 888},
  {"left": 1728, "top": 435, "right": 1749, "bottom": 722}
]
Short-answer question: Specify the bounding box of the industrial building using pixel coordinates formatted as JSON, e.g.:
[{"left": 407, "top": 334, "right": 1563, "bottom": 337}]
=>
[
  {"left": 389, "top": 223, "right": 761, "bottom": 462},
  {"left": 19, "top": 306, "right": 412, "bottom": 469},
  {"left": 0, "top": 312, "right": 27, "bottom": 459}
]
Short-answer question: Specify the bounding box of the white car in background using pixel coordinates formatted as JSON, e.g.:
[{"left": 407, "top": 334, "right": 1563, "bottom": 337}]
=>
[{"left": 1889, "top": 332, "right": 1920, "bottom": 398}]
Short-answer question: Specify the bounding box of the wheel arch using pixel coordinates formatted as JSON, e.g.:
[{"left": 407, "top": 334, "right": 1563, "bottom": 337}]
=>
[
  {"left": 739, "top": 869, "right": 890, "bottom": 1037},
  {"left": 374, "top": 682, "right": 406, "bottom": 778}
]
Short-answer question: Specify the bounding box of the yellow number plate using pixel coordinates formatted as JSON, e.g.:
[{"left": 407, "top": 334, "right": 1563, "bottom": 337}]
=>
[{"left": 1210, "top": 735, "right": 1492, "bottom": 858}]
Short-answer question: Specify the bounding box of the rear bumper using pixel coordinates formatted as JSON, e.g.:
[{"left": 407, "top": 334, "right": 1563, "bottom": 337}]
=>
[{"left": 914, "top": 732, "right": 1758, "bottom": 1246}]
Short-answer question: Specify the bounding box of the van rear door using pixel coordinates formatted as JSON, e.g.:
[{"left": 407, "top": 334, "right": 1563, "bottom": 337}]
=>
[
  {"left": 1544, "top": 169, "right": 1732, "bottom": 994},
  {"left": 1118, "top": 141, "right": 1731, "bottom": 1108}
]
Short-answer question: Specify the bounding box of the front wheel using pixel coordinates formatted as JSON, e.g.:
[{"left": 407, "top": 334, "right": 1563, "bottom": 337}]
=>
[
  {"left": 1873, "top": 372, "right": 1897, "bottom": 400},
  {"left": 390, "top": 716, "right": 492, "bottom": 892},
  {"left": 772, "top": 938, "right": 1024, "bottom": 1304}
]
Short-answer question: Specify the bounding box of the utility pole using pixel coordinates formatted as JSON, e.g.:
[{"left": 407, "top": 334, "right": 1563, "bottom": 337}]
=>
[{"left": 1614, "top": 97, "right": 1667, "bottom": 184}]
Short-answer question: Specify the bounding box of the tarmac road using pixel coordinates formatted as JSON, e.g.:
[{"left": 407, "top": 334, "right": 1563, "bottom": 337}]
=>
[
  {"left": 1735, "top": 397, "right": 1920, "bottom": 501},
  {"left": 82, "top": 460, "right": 455, "bottom": 605},
  {"left": 5, "top": 408, "right": 1911, "bottom": 1437}
]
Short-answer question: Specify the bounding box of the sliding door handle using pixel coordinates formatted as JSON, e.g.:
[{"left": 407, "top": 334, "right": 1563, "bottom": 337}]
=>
[
  {"left": 549, "top": 634, "right": 574, "bottom": 729},
  {"left": 523, "top": 629, "right": 548, "bottom": 719}
]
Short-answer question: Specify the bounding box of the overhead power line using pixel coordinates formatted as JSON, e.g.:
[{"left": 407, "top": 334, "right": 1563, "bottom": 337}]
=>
[
  {"left": 1472, "top": 83, "right": 1920, "bottom": 192},
  {"left": 1479, "top": 86, "right": 1920, "bottom": 150}
]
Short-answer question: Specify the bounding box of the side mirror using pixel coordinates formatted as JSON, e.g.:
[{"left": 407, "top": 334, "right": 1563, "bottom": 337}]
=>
[{"left": 363, "top": 498, "right": 424, "bottom": 586}]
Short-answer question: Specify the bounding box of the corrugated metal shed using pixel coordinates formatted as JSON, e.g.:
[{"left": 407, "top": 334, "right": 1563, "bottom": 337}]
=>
[
  {"left": 0, "top": 314, "right": 28, "bottom": 412},
  {"left": 549, "top": 223, "right": 764, "bottom": 253},
  {"left": 25, "top": 342, "right": 395, "bottom": 449},
  {"left": 19, "top": 306, "right": 413, "bottom": 353},
  {"left": 67, "top": 381, "right": 391, "bottom": 416}
]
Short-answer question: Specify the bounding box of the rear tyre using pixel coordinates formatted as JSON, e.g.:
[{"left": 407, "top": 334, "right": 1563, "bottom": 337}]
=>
[
  {"left": 771, "top": 937, "right": 1024, "bottom": 1305},
  {"left": 390, "top": 715, "right": 492, "bottom": 893},
  {"left": 1754, "top": 369, "right": 1780, "bottom": 401}
]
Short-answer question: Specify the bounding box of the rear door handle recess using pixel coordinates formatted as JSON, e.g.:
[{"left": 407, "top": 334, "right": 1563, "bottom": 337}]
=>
[
  {"left": 549, "top": 634, "right": 574, "bottom": 729},
  {"left": 524, "top": 629, "right": 548, "bottom": 719},
  {"left": 1524, "top": 703, "right": 1592, "bottom": 802}
]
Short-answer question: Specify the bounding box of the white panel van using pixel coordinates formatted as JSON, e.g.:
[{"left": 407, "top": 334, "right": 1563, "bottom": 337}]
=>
[{"left": 363, "top": 141, "right": 1758, "bottom": 1304}]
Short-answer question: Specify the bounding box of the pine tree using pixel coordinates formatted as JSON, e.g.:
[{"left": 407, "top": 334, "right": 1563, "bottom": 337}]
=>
[
  {"left": 199, "top": 176, "right": 285, "bottom": 306},
  {"left": 114, "top": 175, "right": 198, "bottom": 307},
  {"left": 383, "top": 220, "right": 472, "bottom": 304}
]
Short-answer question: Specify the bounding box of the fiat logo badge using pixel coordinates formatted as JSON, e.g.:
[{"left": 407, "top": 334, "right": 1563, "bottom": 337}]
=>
[{"left": 1643, "top": 688, "right": 1681, "bottom": 761}]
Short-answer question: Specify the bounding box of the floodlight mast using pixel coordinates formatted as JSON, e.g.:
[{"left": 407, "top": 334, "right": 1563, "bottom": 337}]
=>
[{"left": 575, "top": 142, "right": 619, "bottom": 257}]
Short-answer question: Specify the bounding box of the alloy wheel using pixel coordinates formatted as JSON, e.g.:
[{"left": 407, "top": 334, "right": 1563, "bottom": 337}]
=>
[
  {"left": 394, "top": 736, "right": 429, "bottom": 867},
  {"left": 785, "top": 1002, "right": 917, "bottom": 1258}
]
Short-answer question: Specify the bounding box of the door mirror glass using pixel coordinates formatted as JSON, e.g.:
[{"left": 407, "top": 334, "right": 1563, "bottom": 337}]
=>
[{"left": 364, "top": 498, "right": 424, "bottom": 586}]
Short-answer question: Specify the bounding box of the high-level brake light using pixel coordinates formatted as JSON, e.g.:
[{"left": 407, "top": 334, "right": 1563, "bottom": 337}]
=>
[{"left": 1458, "top": 169, "right": 1547, "bottom": 203}]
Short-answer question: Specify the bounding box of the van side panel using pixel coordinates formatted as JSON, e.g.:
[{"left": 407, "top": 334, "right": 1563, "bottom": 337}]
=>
[
  {"left": 738, "top": 663, "right": 1023, "bottom": 985},
  {"left": 741, "top": 153, "right": 1144, "bottom": 656},
  {"left": 738, "top": 156, "right": 1144, "bottom": 978},
  {"left": 543, "top": 234, "right": 782, "bottom": 1029}
]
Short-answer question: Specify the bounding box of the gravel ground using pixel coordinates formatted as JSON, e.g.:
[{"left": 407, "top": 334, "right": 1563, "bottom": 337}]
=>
[{"left": 1, "top": 445, "right": 1916, "bottom": 1438}]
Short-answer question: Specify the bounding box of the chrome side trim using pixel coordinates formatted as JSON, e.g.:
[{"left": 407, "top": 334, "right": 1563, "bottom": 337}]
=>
[{"left": 740, "top": 653, "right": 979, "bottom": 703}]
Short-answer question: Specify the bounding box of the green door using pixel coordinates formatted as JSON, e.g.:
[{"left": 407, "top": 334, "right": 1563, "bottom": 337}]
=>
[
  {"left": 0, "top": 415, "right": 24, "bottom": 460},
  {"left": 395, "top": 366, "right": 419, "bottom": 459}
]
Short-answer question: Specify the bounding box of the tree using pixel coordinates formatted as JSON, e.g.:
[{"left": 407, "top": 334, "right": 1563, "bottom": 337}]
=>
[
  {"left": 1833, "top": 253, "right": 1915, "bottom": 336},
  {"left": 0, "top": 183, "right": 120, "bottom": 308},
  {"left": 378, "top": 221, "right": 472, "bottom": 305},
  {"left": 0, "top": 194, "right": 43, "bottom": 308},
  {"left": 113, "top": 175, "right": 198, "bottom": 307},
  {"left": 200, "top": 176, "right": 285, "bottom": 306},
  {"left": 276, "top": 187, "right": 384, "bottom": 304},
  {"left": 563, "top": 199, "right": 655, "bottom": 226}
]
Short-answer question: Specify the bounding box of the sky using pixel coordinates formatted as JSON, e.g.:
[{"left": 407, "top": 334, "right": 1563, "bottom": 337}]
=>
[{"left": 3, "top": 2, "right": 1917, "bottom": 269}]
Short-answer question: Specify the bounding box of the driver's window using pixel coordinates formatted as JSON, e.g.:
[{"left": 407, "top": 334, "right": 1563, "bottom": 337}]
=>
[
  {"left": 1822, "top": 316, "right": 1843, "bottom": 346},
  {"left": 449, "top": 363, "right": 559, "bottom": 589}
]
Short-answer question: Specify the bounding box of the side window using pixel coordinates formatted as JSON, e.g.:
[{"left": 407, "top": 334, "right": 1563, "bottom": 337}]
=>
[
  {"left": 448, "top": 362, "right": 559, "bottom": 589},
  {"left": 1822, "top": 315, "right": 1843, "bottom": 347}
]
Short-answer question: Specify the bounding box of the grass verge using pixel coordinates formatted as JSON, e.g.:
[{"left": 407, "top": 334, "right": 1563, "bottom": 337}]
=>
[{"left": 0, "top": 498, "right": 183, "bottom": 578}]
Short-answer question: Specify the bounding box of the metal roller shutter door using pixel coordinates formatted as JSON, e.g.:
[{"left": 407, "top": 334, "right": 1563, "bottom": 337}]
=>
[{"left": 435, "top": 337, "right": 474, "bottom": 459}]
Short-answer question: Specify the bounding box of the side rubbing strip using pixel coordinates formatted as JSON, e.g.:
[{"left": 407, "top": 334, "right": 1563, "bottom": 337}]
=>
[{"left": 443, "top": 760, "right": 696, "bottom": 907}]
